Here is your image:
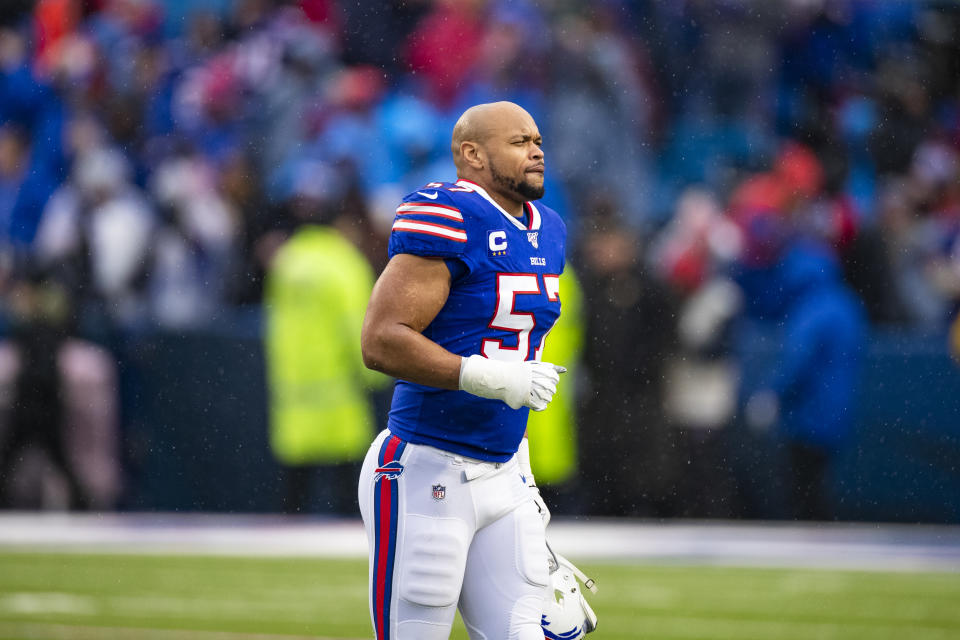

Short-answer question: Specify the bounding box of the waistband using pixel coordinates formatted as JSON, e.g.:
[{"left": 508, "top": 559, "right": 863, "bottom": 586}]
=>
[{"left": 382, "top": 429, "right": 517, "bottom": 483}]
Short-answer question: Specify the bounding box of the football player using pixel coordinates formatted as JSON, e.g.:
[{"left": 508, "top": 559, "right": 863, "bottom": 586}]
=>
[{"left": 359, "top": 101, "right": 566, "bottom": 639}]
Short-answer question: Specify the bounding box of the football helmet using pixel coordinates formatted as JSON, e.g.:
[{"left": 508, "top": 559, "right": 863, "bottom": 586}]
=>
[{"left": 541, "top": 542, "right": 598, "bottom": 640}]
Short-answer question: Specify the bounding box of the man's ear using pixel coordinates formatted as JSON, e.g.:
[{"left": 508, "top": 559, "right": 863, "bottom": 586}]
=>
[{"left": 460, "top": 141, "right": 485, "bottom": 171}]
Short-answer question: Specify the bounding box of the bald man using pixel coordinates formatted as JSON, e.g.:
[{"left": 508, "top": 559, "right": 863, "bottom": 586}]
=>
[{"left": 359, "top": 102, "right": 570, "bottom": 639}]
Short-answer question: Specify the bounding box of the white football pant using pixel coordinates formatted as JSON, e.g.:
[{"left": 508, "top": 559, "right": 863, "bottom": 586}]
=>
[{"left": 358, "top": 429, "right": 549, "bottom": 640}]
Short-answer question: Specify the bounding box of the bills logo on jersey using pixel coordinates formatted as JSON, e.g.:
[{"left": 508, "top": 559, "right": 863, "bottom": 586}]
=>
[
  {"left": 432, "top": 484, "right": 446, "bottom": 500},
  {"left": 374, "top": 460, "right": 404, "bottom": 481},
  {"left": 488, "top": 230, "right": 508, "bottom": 257}
]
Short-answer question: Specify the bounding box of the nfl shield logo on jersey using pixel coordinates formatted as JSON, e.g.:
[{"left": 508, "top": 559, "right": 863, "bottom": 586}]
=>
[
  {"left": 432, "top": 484, "right": 446, "bottom": 500},
  {"left": 527, "top": 231, "right": 539, "bottom": 248}
]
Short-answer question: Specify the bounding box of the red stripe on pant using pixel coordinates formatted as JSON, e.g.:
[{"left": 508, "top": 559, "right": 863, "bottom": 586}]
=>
[
  {"left": 374, "top": 435, "right": 402, "bottom": 639},
  {"left": 376, "top": 478, "right": 391, "bottom": 639},
  {"left": 382, "top": 435, "right": 401, "bottom": 465}
]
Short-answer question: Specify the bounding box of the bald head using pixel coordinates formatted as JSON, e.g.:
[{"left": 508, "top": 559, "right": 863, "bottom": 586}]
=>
[
  {"left": 449, "top": 101, "right": 545, "bottom": 213},
  {"left": 451, "top": 102, "right": 535, "bottom": 170}
]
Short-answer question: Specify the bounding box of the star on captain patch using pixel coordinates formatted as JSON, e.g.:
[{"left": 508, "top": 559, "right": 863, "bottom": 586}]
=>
[
  {"left": 527, "top": 231, "right": 539, "bottom": 249},
  {"left": 432, "top": 484, "right": 446, "bottom": 500}
]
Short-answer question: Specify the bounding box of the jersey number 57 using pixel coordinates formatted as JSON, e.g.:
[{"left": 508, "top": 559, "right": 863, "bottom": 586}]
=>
[{"left": 482, "top": 273, "right": 560, "bottom": 363}]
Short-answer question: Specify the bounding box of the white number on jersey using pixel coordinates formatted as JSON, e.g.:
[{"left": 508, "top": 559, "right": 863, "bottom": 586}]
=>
[
  {"left": 481, "top": 273, "right": 563, "bottom": 363},
  {"left": 482, "top": 274, "right": 540, "bottom": 362}
]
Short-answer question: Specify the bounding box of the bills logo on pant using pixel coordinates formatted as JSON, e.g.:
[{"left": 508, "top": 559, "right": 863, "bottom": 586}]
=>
[
  {"left": 374, "top": 460, "right": 404, "bottom": 481},
  {"left": 432, "top": 484, "right": 446, "bottom": 500}
]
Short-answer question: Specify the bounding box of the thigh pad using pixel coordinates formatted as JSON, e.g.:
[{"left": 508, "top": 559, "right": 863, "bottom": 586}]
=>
[
  {"left": 398, "top": 514, "right": 469, "bottom": 608},
  {"left": 515, "top": 501, "right": 549, "bottom": 588}
]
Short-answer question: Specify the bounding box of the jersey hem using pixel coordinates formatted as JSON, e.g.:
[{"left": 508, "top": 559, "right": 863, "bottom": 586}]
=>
[{"left": 387, "top": 424, "right": 515, "bottom": 463}]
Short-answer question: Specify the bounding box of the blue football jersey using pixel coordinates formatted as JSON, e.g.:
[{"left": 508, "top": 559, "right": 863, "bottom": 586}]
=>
[{"left": 386, "top": 179, "right": 566, "bottom": 462}]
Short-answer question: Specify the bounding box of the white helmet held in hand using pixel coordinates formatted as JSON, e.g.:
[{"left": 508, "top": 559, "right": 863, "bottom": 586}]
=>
[{"left": 541, "top": 543, "right": 598, "bottom": 640}]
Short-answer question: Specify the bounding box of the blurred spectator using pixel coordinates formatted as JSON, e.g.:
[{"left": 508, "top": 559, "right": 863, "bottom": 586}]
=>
[
  {"left": 2, "top": 0, "right": 954, "bottom": 337},
  {"left": 654, "top": 188, "right": 744, "bottom": 517},
  {"left": 404, "top": 0, "right": 486, "bottom": 107},
  {"left": 0, "top": 25, "right": 66, "bottom": 247},
  {"left": 339, "top": 0, "right": 426, "bottom": 72},
  {"left": 253, "top": 8, "right": 339, "bottom": 180},
  {"left": 0, "top": 271, "right": 82, "bottom": 508},
  {"left": 909, "top": 140, "right": 960, "bottom": 318},
  {"left": 0, "top": 2, "right": 34, "bottom": 30},
  {"left": 0, "top": 0, "right": 956, "bottom": 519},
  {"left": 866, "top": 140, "right": 960, "bottom": 328},
  {"left": 453, "top": 0, "right": 548, "bottom": 113},
  {"left": 652, "top": 186, "right": 742, "bottom": 294},
  {"left": 372, "top": 88, "right": 454, "bottom": 193},
  {"left": 545, "top": 8, "right": 656, "bottom": 227},
  {"left": 147, "top": 148, "right": 240, "bottom": 327},
  {"left": 652, "top": 1, "right": 777, "bottom": 222},
  {"left": 738, "top": 239, "right": 867, "bottom": 521},
  {"left": 263, "top": 162, "right": 385, "bottom": 515},
  {"left": 0, "top": 269, "right": 120, "bottom": 510},
  {"left": 663, "top": 276, "right": 743, "bottom": 518},
  {"left": 574, "top": 194, "right": 679, "bottom": 517},
  {"left": 315, "top": 65, "right": 391, "bottom": 195},
  {"left": 220, "top": 149, "right": 281, "bottom": 305},
  {"left": 34, "top": 145, "right": 155, "bottom": 329},
  {"left": 0, "top": 124, "right": 29, "bottom": 283},
  {"left": 870, "top": 49, "right": 933, "bottom": 176}
]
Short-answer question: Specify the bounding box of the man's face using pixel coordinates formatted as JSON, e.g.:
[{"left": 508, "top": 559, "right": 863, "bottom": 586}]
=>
[{"left": 484, "top": 113, "right": 545, "bottom": 202}]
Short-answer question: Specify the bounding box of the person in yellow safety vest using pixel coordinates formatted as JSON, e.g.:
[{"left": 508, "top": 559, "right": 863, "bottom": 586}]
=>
[
  {"left": 525, "top": 267, "right": 584, "bottom": 496},
  {"left": 265, "top": 221, "right": 386, "bottom": 514}
]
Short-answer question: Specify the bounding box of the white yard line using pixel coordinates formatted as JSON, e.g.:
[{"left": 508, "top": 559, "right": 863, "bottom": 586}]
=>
[
  {"left": 0, "top": 622, "right": 358, "bottom": 640},
  {"left": 613, "top": 614, "right": 960, "bottom": 640},
  {"left": 1, "top": 512, "right": 959, "bottom": 572}
]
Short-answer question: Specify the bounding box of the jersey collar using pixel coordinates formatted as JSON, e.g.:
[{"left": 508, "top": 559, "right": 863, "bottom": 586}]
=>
[{"left": 455, "top": 179, "right": 542, "bottom": 231}]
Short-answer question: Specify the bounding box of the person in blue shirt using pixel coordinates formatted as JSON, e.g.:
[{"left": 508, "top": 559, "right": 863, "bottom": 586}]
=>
[
  {"left": 741, "top": 239, "right": 867, "bottom": 520},
  {"left": 359, "top": 102, "right": 570, "bottom": 640}
]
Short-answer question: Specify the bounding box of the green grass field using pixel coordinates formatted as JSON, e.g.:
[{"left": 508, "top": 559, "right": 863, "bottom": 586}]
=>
[{"left": 1, "top": 552, "right": 959, "bottom": 640}]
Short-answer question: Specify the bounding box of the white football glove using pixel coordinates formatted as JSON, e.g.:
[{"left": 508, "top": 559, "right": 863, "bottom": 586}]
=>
[
  {"left": 517, "top": 437, "right": 550, "bottom": 526},
  {"left": 459, "top": 354, "right": 565, "bottom": 412}
]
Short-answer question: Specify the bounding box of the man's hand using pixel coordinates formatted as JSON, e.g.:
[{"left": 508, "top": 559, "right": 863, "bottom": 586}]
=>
[
  {"left": 528, "top": 361, "right": 566, "bottom": 411},
  {"left": 459, "top": 354, "right": 565, "bottom": 411},
  {"left": 516, "top": 438, "right": 550, "bottom": 526}
]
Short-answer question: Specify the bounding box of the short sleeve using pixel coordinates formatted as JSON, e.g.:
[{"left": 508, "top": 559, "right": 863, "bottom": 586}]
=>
[
  {"left": 444, "top": 257, "right": 469, "bottom": 283},
  {"left": 387, "top": 188, "right": 468, "bottom": 259}
]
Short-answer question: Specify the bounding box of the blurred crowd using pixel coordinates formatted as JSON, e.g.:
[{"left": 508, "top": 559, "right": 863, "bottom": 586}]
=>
[
  {"left": 0, "top": 0, "right": 958, "bottom": 329},
  {"left": 1, "top": 0, "right": 959, "bottom": 516}
]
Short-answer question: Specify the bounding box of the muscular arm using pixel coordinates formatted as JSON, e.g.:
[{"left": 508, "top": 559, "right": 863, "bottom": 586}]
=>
[{"left": 361, "top": 253, "right": 463, "bottom": 389}]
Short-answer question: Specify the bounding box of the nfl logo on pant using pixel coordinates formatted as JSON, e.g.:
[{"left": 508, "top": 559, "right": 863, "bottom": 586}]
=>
[{"left": 432, "top": 484, "right": 446, "bottom": 500}]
